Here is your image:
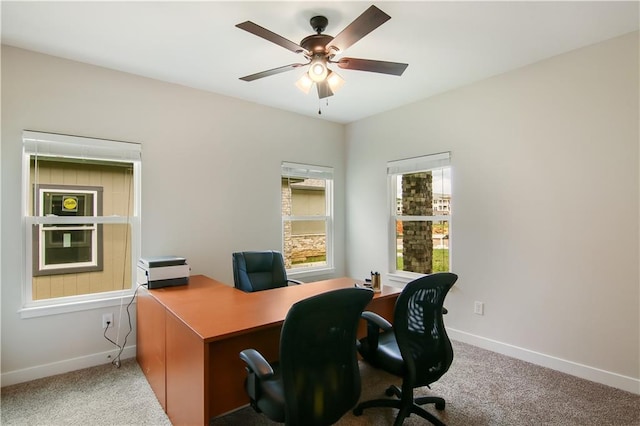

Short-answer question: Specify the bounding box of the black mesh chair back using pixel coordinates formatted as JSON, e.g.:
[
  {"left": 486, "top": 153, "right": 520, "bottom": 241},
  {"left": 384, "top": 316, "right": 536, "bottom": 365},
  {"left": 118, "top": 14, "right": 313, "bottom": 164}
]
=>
[
  {"left": 232, "top": 250, "right": 290, "bottom": 292},
  {"left": 240, "top": 287, "right": 373, "bottom": 426},
  {"left": 394, "top": 273, "right": 455, "bottom": 388},
  {"left": 354, "top": 272, "right": 458, "bottom": 426}
]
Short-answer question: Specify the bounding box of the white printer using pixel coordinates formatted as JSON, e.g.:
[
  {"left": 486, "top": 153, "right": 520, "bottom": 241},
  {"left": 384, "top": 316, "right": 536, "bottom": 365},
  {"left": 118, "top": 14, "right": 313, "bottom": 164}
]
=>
[{"left": 137, "top": 256, "right": 190, "bottom": 289}]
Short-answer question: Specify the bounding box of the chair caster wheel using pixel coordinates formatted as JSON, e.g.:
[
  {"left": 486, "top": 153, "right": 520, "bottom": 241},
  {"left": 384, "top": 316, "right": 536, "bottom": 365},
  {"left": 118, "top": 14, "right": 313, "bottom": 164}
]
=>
[
  {"left": 353, "top": 407, "right": 363, "bottom": 416},
  {"left": 385, "top": 387, "right": 395, "bottom": 397},
  {"left": 435, "top": 401, "right": 446, "bottom": 410}
]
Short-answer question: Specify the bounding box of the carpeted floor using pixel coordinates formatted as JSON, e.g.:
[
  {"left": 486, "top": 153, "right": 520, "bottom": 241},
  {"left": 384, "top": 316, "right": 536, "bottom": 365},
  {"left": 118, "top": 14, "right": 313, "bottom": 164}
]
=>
[
  {"left": 2, "top": 340, "right": 638, "bottom": 425},
  {"left": 0, "top": 358, "right": 170, "bottom": 425}
]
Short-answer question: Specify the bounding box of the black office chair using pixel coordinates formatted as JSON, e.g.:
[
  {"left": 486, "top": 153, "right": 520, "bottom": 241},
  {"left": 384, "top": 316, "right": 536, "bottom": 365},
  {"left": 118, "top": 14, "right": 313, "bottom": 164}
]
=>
[
  {"left": 239, "top": 287, "right": 374, "bottom": 426},
  {"left": 353, "top": 272, "right": 458, "bottom": 426},
  {"left": 232, "top": 250, "right": 302, "bottom": 292}
]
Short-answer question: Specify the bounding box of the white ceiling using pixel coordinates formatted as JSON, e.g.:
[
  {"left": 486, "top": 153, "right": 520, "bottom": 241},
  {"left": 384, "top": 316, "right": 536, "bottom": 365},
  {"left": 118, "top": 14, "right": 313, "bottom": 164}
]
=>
[{"left": 2, "top": 1, "right": 638, "bottom": 124}]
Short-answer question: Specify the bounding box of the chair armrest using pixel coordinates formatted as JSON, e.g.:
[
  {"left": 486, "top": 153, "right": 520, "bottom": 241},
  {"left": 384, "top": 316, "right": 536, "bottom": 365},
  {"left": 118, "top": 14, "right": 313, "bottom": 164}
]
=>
[
  {"left": 359, "top": 311, "right": 393, "bottom": 353},
  {"left": 239, "top": 348, "right": 274, "bottom": 379},
  {"left": 287, "top": 279, "right": 303, "bottom": 285},
  {"left": 361, "top": 311, "right": 393, "bottom": 332}
]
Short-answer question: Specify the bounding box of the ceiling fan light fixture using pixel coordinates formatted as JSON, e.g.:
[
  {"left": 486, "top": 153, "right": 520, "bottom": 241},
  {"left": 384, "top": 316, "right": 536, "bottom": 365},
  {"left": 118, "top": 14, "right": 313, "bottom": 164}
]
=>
[
  {"left": 309, "top": 56, "right": 328, "bottom": 82},
  {"left": 295, "top": 73, "right": 313, "bottom": 94},
  {"left": 326, "top": 70, "right": 345, "bottom": 93}
]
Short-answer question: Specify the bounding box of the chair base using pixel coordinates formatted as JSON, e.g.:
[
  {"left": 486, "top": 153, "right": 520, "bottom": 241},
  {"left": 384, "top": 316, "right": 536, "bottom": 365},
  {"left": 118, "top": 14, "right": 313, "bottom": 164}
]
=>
[{"left": 353, "top": 385, "right": 446, "bottom": 426}]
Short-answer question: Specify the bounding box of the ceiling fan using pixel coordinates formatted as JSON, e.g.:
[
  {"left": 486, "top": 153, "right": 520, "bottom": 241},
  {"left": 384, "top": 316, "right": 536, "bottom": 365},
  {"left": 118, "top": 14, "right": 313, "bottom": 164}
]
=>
[{"left": 236, "top": 5, "right": 409, "bottom": 100}]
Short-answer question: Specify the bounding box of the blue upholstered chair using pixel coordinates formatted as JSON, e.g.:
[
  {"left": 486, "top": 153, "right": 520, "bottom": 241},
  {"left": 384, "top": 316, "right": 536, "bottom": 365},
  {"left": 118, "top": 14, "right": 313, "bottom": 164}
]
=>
[{"left": 232, "top": 250, "right": 302, "bottom": 292}]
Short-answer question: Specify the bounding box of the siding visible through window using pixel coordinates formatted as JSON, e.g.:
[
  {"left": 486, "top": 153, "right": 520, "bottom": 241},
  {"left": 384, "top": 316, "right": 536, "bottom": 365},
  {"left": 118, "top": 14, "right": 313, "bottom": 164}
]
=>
[
  {"left": 281, "top": 162, "right": 334, "bottom": 274},
  {"left": 21, "top": 131, "right": 141, "bottom": 312}
]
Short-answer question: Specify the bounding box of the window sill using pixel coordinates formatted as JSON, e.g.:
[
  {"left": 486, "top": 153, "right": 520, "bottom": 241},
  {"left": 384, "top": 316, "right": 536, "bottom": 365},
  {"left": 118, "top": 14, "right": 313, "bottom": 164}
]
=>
[
  {"left": 287, "top": 266, "right": 336, "bottom": 280},
  {"left": 19, "top": 290, "right": 136, "bottom": 319},
  {"left": 387, "top": 271, "right": 426, "bottom": 287}
]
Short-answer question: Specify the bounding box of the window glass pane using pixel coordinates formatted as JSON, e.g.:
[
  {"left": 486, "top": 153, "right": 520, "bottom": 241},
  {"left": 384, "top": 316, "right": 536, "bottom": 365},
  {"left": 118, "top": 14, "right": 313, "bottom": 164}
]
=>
[
  {"left": 283, "top": 219, "right": 327, "bottom": 269},
  {"left": 28, "top": 155, "right": 135, "bottom": 288},
  {"left": 396, "top": 168, "right": 451, "bottom": 217},
  {"left": 43, "top": 228, "right": 94, "bottom": 265},
  {"left": 32, "top": 223, "right": 132, "bottom": 300},
  {"left": 31, "top": 157, "right": 134, "bottom": 217},
  {"left": 284, "top": 178, "right": 326, "bottom": 215},
  {"left": 392, "top": 158, "right": 451, "bottom": 274},
  {"left": 395, "top": 220, "right": 449, "bottom": 273},
  {"left": 281, "top": 162, "right": 332, "bottom": 273}
]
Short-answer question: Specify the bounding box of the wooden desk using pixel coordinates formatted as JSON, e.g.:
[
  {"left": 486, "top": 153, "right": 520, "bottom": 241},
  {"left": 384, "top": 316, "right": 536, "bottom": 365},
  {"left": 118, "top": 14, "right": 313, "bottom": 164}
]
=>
[{"left": 136, "top": 275, "right": 400, "bottom": 426}]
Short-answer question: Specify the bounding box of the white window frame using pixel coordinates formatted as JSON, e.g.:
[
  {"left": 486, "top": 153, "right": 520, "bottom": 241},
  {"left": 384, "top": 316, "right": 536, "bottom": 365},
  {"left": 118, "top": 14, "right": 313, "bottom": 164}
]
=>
[
  {"left": 21, "top": 131, "right": 142, "bottom": 318},
  {"left": 387, "top": 152, "right": 451, "bottom": 285},
  {"left": 34, "top": 185, "right": 102, "bottom": 275},
  {"left": 281, "top": 162, "right": 334, "bottom": 277}
]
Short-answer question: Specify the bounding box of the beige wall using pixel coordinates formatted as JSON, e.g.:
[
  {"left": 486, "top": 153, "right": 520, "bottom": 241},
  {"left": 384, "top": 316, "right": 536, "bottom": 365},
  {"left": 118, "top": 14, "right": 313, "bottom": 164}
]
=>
[
  {"left": 346, "top": 32, "right": 639, "bottom": 391},
  {"left": 1, "top": 45, "right": 345, "bottom": 383}
]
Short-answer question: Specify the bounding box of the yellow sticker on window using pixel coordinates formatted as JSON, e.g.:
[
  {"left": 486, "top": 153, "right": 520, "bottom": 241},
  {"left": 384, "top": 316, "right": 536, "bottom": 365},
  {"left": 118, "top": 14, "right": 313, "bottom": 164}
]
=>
[{"left": 62, "top": 196, "right": 78, "bottom": 212}]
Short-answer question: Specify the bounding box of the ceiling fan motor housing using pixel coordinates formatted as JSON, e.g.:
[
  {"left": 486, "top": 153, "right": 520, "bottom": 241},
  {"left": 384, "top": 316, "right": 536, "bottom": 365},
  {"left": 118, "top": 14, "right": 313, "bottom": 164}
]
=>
[{"left": 300, "top": 34, "right": 334, "bottom": 57}]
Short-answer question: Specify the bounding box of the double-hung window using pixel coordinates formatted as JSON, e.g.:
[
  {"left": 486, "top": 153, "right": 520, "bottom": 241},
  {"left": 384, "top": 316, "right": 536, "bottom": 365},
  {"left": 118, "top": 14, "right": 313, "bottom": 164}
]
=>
[
  {"left": 388, "top": 152, "right": 451, "bottom": 279},
  {"left": 22, "top": 131, "right": 141, "bottom": 316},
  {"left": 281, "top": 162, "right": 334, "bottom": 275}
]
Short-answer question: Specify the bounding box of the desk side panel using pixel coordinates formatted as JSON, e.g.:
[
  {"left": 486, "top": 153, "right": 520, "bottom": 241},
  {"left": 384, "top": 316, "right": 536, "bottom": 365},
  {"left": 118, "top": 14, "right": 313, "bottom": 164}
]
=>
[
  {"left": 136, "top": 290, "right": 167, "bottom": 410},
  {"left": 208, "top": 325, "right": 282, "bottom": 418},
  {"left": 166, "top": 311, "right": 206, "bottom": 426}
]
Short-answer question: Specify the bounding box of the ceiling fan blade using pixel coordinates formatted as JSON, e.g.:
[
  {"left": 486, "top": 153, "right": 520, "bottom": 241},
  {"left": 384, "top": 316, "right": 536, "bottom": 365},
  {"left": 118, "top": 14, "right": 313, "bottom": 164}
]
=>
[
  {"left": 240, "top": 63, "right": 306, "bottom": 82},
  {"left": 325, "top": 5, "right": 391, "bottom": 53},
  {"left": 316, "top": 80, "right": 334, "bottom": 99},
  {"left": 236, "top": 21, "right": 307, "bottom": 54},
  {"left": 337, "top": 58, "right": 408, "bottom": 76}
]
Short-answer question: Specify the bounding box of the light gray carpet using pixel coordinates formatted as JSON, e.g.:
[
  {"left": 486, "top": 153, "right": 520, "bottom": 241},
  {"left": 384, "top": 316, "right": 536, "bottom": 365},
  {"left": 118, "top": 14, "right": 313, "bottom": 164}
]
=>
[
  {"left": 2, "top": 341, "right": 638, "bottom": 425},
  {"left": 1, "top": 359, "right": 171, "bottom": 426}
]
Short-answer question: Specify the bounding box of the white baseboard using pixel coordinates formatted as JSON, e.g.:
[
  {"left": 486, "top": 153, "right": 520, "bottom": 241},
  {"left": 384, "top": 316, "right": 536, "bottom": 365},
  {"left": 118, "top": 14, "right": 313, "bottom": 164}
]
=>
[
  {"left": 3, "top": 333, "right": 639, "bottom": 396},
  {"left": 1, "top": 345, "right": 136, "bottom": 387},
  {"left": 448, "top": 328, "right": 640, "bottom": 395}
]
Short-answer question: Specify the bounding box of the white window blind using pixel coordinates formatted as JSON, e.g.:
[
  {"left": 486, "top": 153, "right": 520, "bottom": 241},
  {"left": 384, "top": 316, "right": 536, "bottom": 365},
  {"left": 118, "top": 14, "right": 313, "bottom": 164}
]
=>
[
  {"left": 23, "top": 130, "right": 141, "bottom": 163},
  {"left": 387, "top": 152, "right": 450, "bottom": 175},
  {"left": 281, "top": 161, "right": 334, "bottom": 180}
]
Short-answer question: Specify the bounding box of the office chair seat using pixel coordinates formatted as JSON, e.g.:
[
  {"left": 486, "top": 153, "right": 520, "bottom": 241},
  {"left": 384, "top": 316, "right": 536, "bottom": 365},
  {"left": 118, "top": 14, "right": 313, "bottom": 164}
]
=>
[{"left": 359, "top": 330, "right": 405, "bottom": 376}]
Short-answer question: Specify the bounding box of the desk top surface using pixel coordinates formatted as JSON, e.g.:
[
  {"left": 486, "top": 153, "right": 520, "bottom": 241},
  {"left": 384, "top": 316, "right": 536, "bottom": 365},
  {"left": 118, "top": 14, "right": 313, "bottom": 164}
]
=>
[{"left": 143, "top": 275, "right": 401, "bottom": 342}]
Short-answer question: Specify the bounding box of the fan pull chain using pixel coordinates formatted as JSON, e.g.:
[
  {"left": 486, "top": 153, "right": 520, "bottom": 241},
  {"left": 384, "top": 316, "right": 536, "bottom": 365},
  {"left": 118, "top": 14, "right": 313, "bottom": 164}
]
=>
[{"left": 317, "top": 98, "right": 329, "bottom": 115}]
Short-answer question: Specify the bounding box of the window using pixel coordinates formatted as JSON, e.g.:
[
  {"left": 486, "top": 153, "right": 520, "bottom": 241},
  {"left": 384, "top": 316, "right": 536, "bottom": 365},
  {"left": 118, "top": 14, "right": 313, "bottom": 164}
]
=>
[
  {"left": 281, "top": 162, "right": 333, "bottom": 274},
  {"left": 22, "top": 131, "right": 141, "bottom": 315},
  {"left": 33, "top": 184, "right": 103, "bottom": 276},
  {"left": 388, "top": 152, "right": 451, "bottom": 278}
]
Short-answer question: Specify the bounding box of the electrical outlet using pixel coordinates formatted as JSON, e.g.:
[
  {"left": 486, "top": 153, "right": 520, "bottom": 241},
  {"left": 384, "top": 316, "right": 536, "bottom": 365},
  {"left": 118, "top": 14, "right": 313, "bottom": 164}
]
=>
[
  {"left": 102, "top": 313, "right": 113, "bottom": 328},
  {"left": 474, "top": 301, "right": 484, "bottom": 315}
]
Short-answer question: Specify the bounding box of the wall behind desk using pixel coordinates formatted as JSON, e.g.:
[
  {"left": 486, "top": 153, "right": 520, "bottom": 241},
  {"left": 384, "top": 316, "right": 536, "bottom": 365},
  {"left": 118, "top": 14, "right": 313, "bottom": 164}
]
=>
[
  {"left": 345, "top": 32, "right": 639, "bottom": 392},
  {"left": 1, "top": 46, "right": 345, "bottom": 382}
]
